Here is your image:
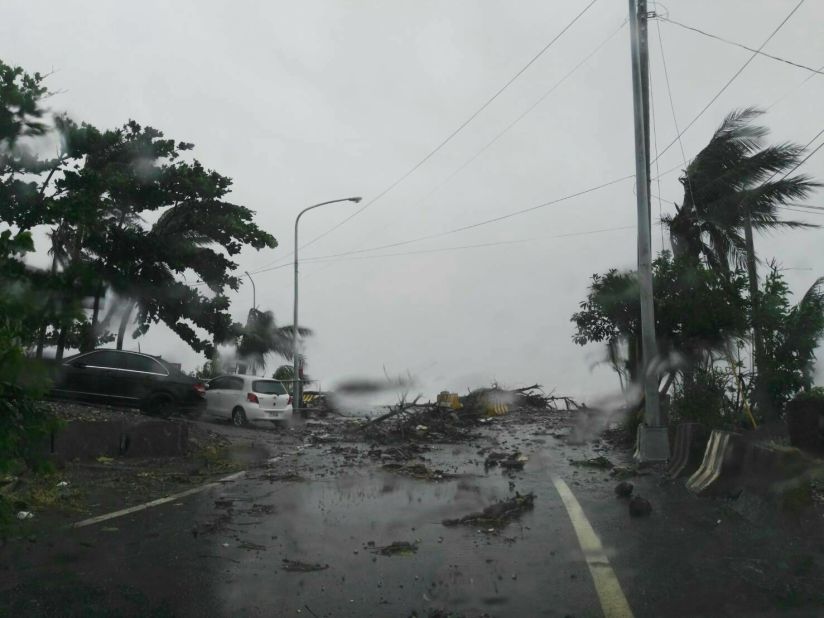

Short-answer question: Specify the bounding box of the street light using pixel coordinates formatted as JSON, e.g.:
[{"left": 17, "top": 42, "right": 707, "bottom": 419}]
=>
[
  {"left": 244, "top": 271, "right": 256, "bottom": 310},
  {"left": 293, "top": 196, "right": 362, "bottom": 413}
]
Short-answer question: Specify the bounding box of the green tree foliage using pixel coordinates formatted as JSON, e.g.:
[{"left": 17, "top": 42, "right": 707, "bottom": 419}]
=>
[
  {"left": 571, "top": 253, "right": 748, "bottom": 387},
  {"left": 42, "top": 119, "right": 278, "bottom": 357},
  {"left": 0, "top": 61, "right": 65, "bottom": 492},
  {"left": 760, "top": 265, "right": 824, "bottom": 411},
  {"left": 662, "top": 108, "right": 820, "bottom": 418},
  {"left": 669, "top": 367, "right": 738, "bottom": 429}
]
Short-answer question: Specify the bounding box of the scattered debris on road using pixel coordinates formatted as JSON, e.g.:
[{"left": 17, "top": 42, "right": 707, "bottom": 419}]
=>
[
  {"left": 484, "top": 451, "right": 528, "bottom": 471},
  {"left": 615, "top": 481, "right": 634, "bottom": 497},
  {"left": 442, "top": 492, "right": 535, "bottom": 529},
  {"left": 570, "top": 455, "right": 614, "bottom": 469},
  {"left": 629, "top": 495, "right": 652, "bottom": 517},
  {"left": 282, "top": 558, "right": 329, "bottom": 572},
  {"left": 381, "top": 463, "right": 453, "bottom": 481},
  {"left": 373, "top": 541, "right": 418, "bottom": 556}
]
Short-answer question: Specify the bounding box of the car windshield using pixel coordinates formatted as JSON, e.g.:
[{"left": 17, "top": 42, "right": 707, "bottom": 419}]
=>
[
  {"left": 252, "top": 380, "right": 285, "bottom": 395},
  {"left": 5, "top": 3, "right": 824, "bottom": 617}
]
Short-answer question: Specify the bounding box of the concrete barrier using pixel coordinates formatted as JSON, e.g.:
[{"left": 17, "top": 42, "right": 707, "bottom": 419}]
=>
[
  {"left": 122, "top": 419, "right": 189, "bottom": 457},
  {"left": 666, "top": 423, "right": 708, "bottom": 479},
  {"left": 51, "top": 420, "right": 127, "bottom": 462},
  {"left": 51, "top": 416, "right": 190, "bottom": 461},
  {"left": 485, "top": 402, "right": 509, "bottom": 416},
  {"left": 731, "top": 443, "right": 819, "bottom": 519},
  {"left": 686, "top": 430, "right": 743, "bottom": 494}
]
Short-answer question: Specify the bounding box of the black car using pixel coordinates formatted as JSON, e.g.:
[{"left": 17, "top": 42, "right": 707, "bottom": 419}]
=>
[{"left": 51, "top": 349, "right": 206, "bottom": 416}]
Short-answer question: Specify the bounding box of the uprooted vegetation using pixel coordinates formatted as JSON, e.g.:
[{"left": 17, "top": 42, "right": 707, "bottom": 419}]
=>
[{"left": 357, "top": 384, "right": 580, "bottom": 444}]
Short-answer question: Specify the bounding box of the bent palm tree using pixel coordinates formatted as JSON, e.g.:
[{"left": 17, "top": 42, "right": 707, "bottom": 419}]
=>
[
  {"left": 663, "top": 108, "right": 817, "bottom": 272},
  {"left": 662, "top": 107, "right": 820, "bottom": 417}
]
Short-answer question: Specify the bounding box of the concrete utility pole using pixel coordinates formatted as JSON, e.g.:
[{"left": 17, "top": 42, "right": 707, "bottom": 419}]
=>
[
  {"left": 628, "top": 0, "right": 669, "bottom": 461},
  {"left": 293, "top": 197, "right": 362, "bottom": 413}
]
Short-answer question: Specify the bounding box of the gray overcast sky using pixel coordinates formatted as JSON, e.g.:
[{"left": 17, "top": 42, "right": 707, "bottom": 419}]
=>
[{"left": 3, "top": 1, "right": 823, "bottom": 402}]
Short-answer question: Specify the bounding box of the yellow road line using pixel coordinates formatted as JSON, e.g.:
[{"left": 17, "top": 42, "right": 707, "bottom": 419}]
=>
[
  {"left": 552, "top": 476, "right": 634, "bottom": 618},
  {"left": 71, "top": 470, "right": 247, "bottom": 529}
]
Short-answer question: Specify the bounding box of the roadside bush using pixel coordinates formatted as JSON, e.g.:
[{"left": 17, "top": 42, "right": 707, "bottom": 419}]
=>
[
  {"left": 791, "top": 386, "right": 824, "bottom": 403},
  {"left": 0, "top": 236, "right": 63, "bottom": 527},
  {"left": 786, "top": 387, "right": 824, "bottom": 453},
  {"left": 670, "top": 368, "right": 736, "bottom": 429}
]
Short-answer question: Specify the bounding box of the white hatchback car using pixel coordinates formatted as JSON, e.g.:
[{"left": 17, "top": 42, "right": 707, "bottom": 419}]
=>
[{"left": 204, "top": 374, "right": 293, "bottom": 426}]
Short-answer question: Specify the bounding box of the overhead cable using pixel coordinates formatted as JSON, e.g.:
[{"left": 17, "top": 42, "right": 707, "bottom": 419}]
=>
[
  {"left": 293, "top": 0, "right": 602, "bottom": 253},
  {"left": 657, "top": 15, "right": 824, "bottom": 77},
  {"left": 652, "top": 0, "right": 807, "bottom": 165}
]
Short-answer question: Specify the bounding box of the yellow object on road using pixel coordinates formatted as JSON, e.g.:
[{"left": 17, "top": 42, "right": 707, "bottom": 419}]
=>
[{"left": 436, "top": 391, "right": 462, "bottom": 410}]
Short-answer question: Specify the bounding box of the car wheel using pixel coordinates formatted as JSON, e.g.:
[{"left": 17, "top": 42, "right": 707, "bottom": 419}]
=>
[
  {"left": 231, "top": 407, "right": 247, "bottom": 427},
  {"left": 146, "top": 393, "right": 176, "bottom": 418}
]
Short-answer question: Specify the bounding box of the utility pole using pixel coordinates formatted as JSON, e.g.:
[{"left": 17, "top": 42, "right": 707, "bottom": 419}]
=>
[{"left": 628, "top": 0, "right": 669, "bottom": 461}]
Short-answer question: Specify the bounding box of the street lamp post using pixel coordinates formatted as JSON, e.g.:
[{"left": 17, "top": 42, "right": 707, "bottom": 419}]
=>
[
  {"left": 244, "top": 271, "right": 256, "bottom": 310},
  {"left": 293, "top": 197, "right": 362, "bottom": 413}
]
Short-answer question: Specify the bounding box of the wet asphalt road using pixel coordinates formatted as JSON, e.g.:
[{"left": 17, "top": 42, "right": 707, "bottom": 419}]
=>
[{"left": 3, "top": 414, "right": 824, "bottom": 617}]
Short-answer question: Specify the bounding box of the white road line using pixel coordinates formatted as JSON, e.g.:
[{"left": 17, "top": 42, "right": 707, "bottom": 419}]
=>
[
  {"left": 552, "top": 476, "right": 635, "bottom": 618},
  {"left": 71, "top": 470, "right": 247, "bottom": 529}
]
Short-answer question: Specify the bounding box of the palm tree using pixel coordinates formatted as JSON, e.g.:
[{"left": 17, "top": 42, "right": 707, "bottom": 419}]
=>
[
  {"left": 236, "top": 308, "right": 311, "bottom": 376},
  {"left": 664, "top": 108, "right": 817, "bottom": 272},
  {"left": 663, "top": 107, "right": 820, "bottom": 417}
]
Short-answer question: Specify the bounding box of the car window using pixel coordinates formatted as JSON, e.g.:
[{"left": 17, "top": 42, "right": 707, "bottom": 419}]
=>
[
  {"left": 227, "top": 377, "right": 245, "bottom": 391},
  {"left": 252, "top": 380, "right": 286, "bottom": 395},
  {"left": 77, "top": 350, "right": 126, "bottom": 369},
  {"left": 125, "top": 354, "right": 167, "bottom": 374},
  {"left": 209, "top": 377, "right": 229, "bottom": 390}
]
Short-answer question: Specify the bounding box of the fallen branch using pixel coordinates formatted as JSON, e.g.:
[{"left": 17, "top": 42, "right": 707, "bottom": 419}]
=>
[{"left": 358, "top": 395, "right": 422, "bottom": 430}]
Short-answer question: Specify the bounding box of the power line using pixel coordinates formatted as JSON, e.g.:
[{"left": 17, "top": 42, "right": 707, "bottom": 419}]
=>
[
  {"left": 291, "top": 0, "right": 602, "bottom": 254},
  {"left": 306, "top": 174, "right": 636, "bottom": 262},
  {"left": 191, "top": 174, "right": 635, "bottom": 286},
  {"left": 447, "top": 174, "right": 635, "bottom": 234},
  {"left": 191, "top": 170, "right": 636, "bottom": 289},
  {"left": 766, "top": 62, "right": 824, "bottom": 110},
  {"left": 653, "top": 8, "right": 688, "bottom": 172},
  {"left": 657, "top": 16, "right": 824, "bottom": 77},
  {"left": 189, "top": 221, "right": 638, "bottom": 288},
  {"left": 333, "top": 18, "right": 628, "bottom": 261},
  {"left": 296, "top": 224, "right": 637, "bottom": 265},
  {"left": 651, "top": 0, "right": 807, "bottom": 165},
  {"left": 780, "top": 129, "right": 824, "bottom": 180},
  {"left": 216, "top": 172, "right": 636, "bottom": 286}
]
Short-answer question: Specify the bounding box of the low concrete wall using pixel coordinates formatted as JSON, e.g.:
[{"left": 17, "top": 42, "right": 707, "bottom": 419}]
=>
[
  {"left": 122, "top": 419, "right": 189, "bottom": 458},
  {"left": 51, "top": 417, "right": 190, "bottom": 461},
  {"left": 51, "top": 420, "right": 127, "bottom": 463}
]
